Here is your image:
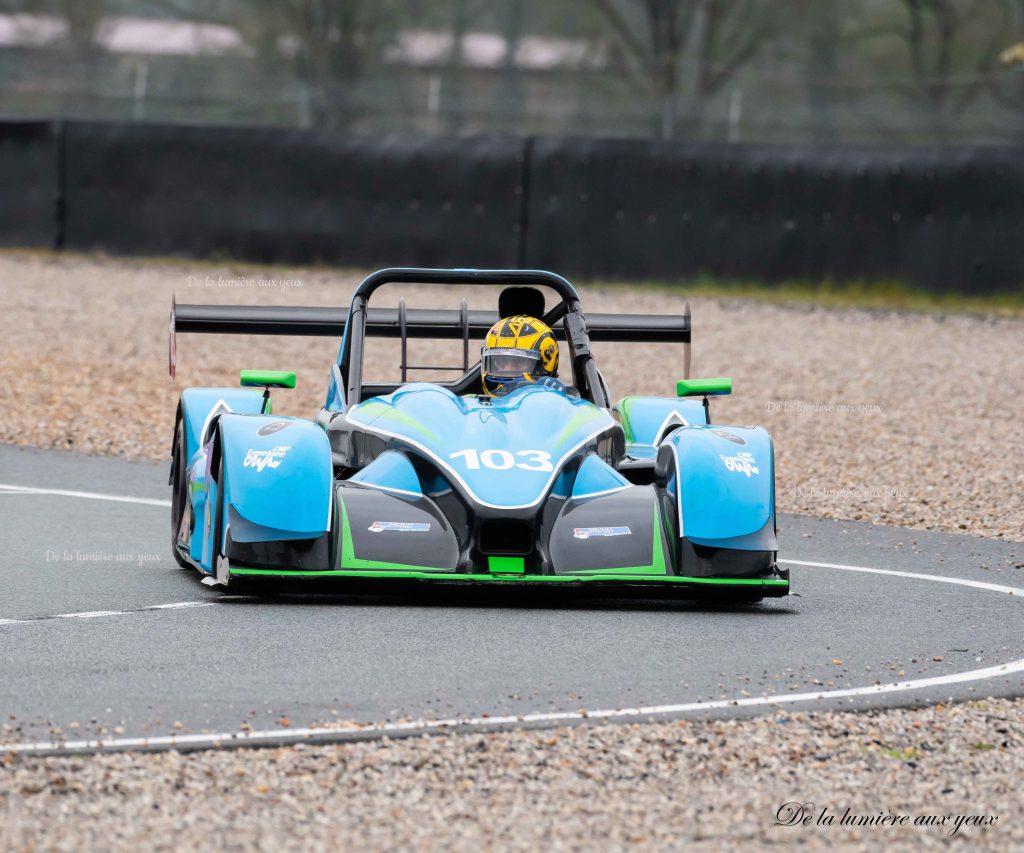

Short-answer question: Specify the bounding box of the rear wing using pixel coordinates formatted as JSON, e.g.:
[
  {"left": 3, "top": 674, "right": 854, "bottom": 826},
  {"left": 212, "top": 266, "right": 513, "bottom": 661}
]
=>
[{"left": 170, "top": 299, "right": 691, "bottom": 380}]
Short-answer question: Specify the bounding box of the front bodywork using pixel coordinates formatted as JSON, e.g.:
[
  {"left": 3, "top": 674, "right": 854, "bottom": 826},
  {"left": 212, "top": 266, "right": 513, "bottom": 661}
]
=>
[{"left": 174, "top": 383, "right": 785, "bottom": 595}]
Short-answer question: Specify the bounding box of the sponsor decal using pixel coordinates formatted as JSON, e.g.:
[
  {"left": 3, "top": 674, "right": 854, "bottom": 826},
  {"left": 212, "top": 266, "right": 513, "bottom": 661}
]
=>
[
  {"left": 720, "top": 451, "right": 759, "bottom": 477},
  {"left": 368, "top": 521, "right": 431, "bottom": 533},
  {"left": 573, "top": 526, "right": 632, "bottom": 539},
  {"left": 257, "top": 421, "right": 290, "bottom": 437},
  {"left": 712, "top": 429, "right": 746, "bottom": 445},
  {"left": 242, "top": 445, "right": 291, "bottom": 472}
]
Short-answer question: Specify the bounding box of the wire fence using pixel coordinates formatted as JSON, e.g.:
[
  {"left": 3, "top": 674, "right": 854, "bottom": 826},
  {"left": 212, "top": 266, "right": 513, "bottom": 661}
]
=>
[{"left": 0, "top": 5, "right": 1022, "bottom": 145}]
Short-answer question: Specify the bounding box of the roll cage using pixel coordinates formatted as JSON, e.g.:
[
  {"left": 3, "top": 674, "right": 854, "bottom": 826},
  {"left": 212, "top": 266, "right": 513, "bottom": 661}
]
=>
[{"left": 338, "top": 268, "right": 609, "bottom": 407}]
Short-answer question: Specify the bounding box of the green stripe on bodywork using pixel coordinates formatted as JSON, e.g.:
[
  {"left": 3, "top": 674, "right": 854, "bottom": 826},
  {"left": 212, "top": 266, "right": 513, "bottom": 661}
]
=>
[
  {"left": 229, "top": 566, "right": 788, "bottom": 585},
  {"left": 350, "top": 400, "right": 391, "bottom": 418},
  {"left": 552, "top": 407, "right": 609, "bottom": 449},
  {"left": 336, "top": 493, "right": 450, "bottom": 573},
  {"left": 671, "top": 577, "right": 789, "bottom": 585},
  {"left": 568, "top": 565, "right": 657, "bottom": 576},
  {"left": 617, "top": 398, "right": 637, "bottom": 444},
  {"left": 566, "top": 505, "right": 667, "bottom": 576},
  {"left": 349, "top": 400, "right": 440, "bottom": 443}
]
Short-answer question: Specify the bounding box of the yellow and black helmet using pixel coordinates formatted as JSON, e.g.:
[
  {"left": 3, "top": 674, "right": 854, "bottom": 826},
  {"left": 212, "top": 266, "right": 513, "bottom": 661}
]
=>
[{"left": 481, "top": 315, "right": 559, "bottom": 395}]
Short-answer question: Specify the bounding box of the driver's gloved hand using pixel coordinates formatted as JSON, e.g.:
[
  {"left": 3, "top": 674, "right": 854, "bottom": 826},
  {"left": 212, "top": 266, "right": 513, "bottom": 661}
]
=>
[{"left": 536, "top": 376, "right": 580, "bottom": 397}]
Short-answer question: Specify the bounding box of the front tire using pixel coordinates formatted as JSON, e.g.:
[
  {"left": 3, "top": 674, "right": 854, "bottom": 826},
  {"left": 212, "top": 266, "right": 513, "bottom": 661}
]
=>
[
  {"left": 209, "top": 436, "right": 227, "bottom": 585},
  {"left": 170, "top": 422, "right": 191, "bottom": 569}
]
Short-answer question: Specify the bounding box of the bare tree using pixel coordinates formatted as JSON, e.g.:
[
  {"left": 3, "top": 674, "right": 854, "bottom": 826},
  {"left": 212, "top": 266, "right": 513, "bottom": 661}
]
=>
[
  {"left": 51, "top": 0, "right": 105, "bottom": 115},
  {"left": 442, "top": 0, "right": 472, "bottom": 133},
  {"left": 496, "top": 0, "right": 526, "bottom": 129},
  {"left": 286, "top": 1, "right": 380, "bottom": 128},
  {"left": 592, "top": 0, "right": 779, "bottom": 139},
  {"left": 799, "top": 0, "right": 842, "bottom": 144},
  {"left": 153, "top": 0, "right": 408, "bottom": 129},
  {"left": 859, "top": 0, "right": 1018, "bottom": 141}
]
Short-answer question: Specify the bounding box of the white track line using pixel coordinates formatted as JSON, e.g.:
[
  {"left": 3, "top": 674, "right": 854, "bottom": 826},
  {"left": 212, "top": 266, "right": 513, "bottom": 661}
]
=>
[
  {"left": 0, "top": 601, "right": 213, "bottom": 626},
  {"left": 0, "top": 484, "right": 199, "bottom": 628},
  {"left": 784, "top": 558, "right": 1020, "bottom": 597},
  {"left": 5, "top": 558, "right": 1023, "bottom": 755},
  {"left": 0, "top": 484, "right": 171, "bottom": 507}
]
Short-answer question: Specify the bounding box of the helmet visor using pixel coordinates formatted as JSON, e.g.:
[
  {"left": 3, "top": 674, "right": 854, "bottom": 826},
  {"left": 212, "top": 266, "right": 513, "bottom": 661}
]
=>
[{"left": 482, "top": 347, "right": 541, "bottom": 378}]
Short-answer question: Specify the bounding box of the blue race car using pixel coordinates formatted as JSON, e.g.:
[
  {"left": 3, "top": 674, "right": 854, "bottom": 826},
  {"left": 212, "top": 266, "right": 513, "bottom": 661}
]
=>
[{"left": 169, "top": 268, "right": 787, "bottom": 599}]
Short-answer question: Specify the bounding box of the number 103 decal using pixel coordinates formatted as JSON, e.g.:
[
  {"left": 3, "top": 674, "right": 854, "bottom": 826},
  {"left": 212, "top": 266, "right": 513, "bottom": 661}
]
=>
[{"left": 449, "top": 448, "right": 553, "bottom": 472}]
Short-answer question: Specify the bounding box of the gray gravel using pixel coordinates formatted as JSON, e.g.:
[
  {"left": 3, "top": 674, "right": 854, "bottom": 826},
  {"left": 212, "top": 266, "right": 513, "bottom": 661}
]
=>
[{"left": 2, "top": 698, "right": 1021, "bottom": 851}]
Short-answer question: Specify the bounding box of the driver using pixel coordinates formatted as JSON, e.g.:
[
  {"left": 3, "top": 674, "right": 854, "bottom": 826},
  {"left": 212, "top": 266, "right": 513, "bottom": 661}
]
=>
[{"left": 481, "top": 315, "right": 574, "bottom": 397}]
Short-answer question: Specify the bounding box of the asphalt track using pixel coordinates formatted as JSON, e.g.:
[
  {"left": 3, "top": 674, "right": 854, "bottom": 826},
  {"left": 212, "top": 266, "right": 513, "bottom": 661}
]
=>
[{"left": 1, "top": 444, "right": 1022, "bottom": 754}]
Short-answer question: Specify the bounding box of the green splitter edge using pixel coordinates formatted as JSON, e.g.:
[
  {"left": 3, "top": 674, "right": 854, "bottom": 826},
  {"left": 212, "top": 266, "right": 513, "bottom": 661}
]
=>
[
  {"left": 677, "top": 377, "right": 732, "bottom": 397},
  {"left": 229, "top": 566, "right": 789, "bottom": 586},
  {"left": 240, "top": 370, "right": 296, "bottom": 389}
]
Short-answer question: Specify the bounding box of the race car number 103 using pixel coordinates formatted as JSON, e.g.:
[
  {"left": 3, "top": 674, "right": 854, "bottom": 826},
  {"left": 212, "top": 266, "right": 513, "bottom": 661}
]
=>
[{"left": 449, "top": 448, "right": 554, "bottom": 472}]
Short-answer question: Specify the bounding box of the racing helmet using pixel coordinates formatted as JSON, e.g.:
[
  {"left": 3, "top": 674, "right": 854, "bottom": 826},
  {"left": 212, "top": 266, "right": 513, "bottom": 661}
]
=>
[{"left": 481, "top": 315, "right": 559, "bottom": 396}]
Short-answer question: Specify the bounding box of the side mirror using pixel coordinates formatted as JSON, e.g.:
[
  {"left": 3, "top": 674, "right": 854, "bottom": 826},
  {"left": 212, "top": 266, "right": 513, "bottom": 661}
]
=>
[
  {"left": 676, "top": 378, "right": 732, "bottom": 397},
  {"left": 241, "top": 370, "right": 295, "bottom": 415},
  {"left": 241, "top": 370, "right": 296, "bottom": 389}
]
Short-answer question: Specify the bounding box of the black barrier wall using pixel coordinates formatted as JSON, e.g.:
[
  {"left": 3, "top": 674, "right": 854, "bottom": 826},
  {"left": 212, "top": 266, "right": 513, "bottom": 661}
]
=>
[
  {"left": 3, "top": 119, "right": 1022, "bottom": 292},
  {"left": 0, "top": 120, "right": 59, "bottom": 249},
  {"left": 524, "top": 137, "right": 1024, "bottom": 295},
  {"left": 63, "top": 123, "right": 525, "bottom": 268}
]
